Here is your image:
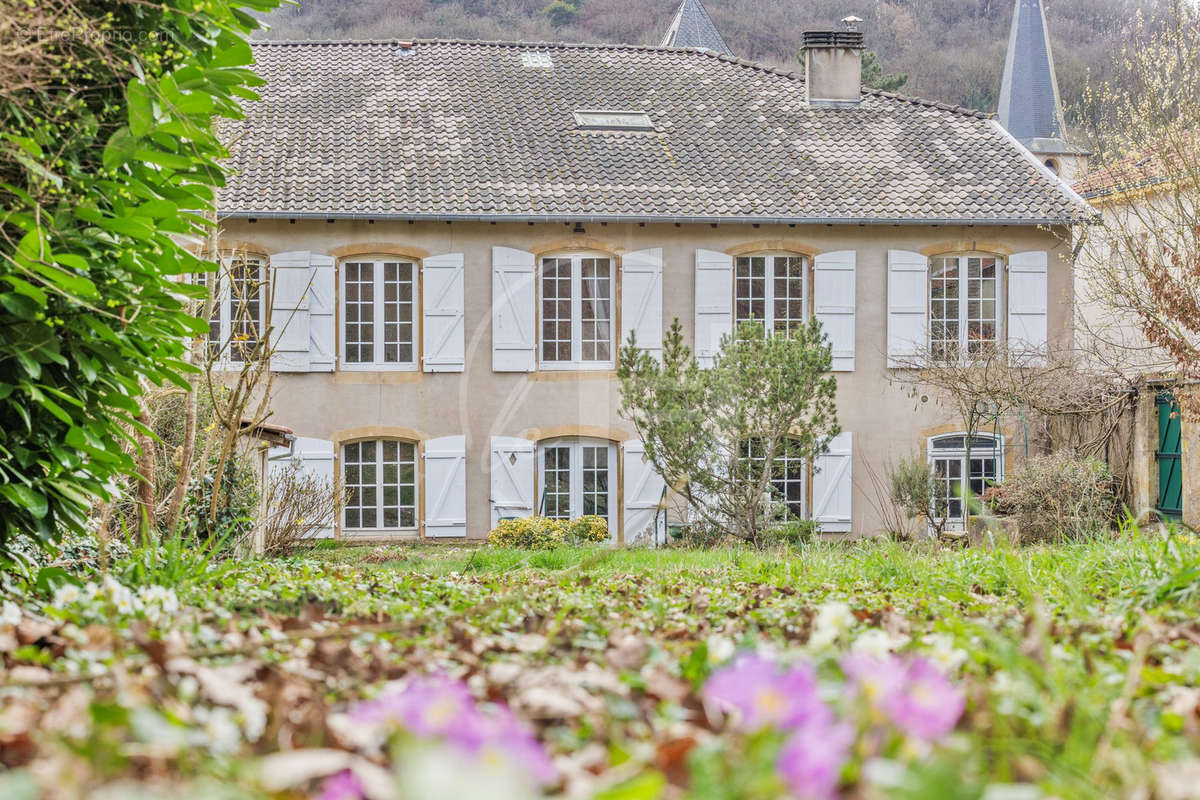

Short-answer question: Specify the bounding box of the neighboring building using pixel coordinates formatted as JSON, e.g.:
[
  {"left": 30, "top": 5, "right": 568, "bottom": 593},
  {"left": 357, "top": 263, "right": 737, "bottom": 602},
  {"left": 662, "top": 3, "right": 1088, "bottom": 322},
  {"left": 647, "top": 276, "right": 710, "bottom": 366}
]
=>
[
  {"left": 215, "top": 20, "right": 1092, "bottom": 542},
  {"left": 997, "top": 0, "right": 1090, "bottom": 181},
  {"left": 1073, "top": 147, "right": 1200, "bottom": 527},
  {"left": 660, "top": 0, "right": 732, "bottom": 55}
]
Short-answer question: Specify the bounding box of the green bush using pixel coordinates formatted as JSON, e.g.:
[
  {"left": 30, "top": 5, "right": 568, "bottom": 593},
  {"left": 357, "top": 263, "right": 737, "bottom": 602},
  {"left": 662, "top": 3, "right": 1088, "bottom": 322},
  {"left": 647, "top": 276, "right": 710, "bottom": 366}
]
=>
[
  {"left": 763, "top": 519, "right": 818, "bottom": 546},
  {"left": 564, "top": 515, "right": 609, "bottom": 543},
  {"left": 984, "top": 452, "right": 1119, "bottom": 541},
  {"left": 487, "top": 517, "right": 567, "bottom": 549}
]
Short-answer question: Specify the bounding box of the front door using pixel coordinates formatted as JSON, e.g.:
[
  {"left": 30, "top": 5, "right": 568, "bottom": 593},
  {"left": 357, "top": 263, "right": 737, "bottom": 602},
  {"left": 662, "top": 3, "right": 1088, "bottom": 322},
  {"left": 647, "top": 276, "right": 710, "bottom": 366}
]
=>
[{"left": 1156, "top": 393, "right": 1183, "bottom": 520}]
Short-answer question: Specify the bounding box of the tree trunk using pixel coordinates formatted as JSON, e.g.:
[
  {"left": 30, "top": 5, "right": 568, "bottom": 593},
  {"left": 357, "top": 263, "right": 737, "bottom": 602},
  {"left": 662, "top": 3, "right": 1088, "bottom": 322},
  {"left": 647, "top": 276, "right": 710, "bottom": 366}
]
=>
[{"left": 135, "top": 398, "right": 156, "bottom": 538}]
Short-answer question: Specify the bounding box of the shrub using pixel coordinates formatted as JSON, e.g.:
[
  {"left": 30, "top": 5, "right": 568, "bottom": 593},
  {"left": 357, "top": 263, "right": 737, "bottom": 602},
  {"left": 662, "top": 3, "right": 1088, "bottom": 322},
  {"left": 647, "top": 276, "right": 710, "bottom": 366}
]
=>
[
  {"left": 763, "top": 520, "right": 819, "bottom": 547},
  {"left": 985, "top": 453, "right": 1119, "bottom": 541},
  {"left": 261, "top": 460, "right": 347, "bottom": 555},
  {"left": 487, "top": 517, "right": 567, "bottom": 549},
  {"left": 564, "top": 515, "right": 609, "bottom": 544},
  {"left": 889, "top": 455, "right": 948, "bottom": 537}
]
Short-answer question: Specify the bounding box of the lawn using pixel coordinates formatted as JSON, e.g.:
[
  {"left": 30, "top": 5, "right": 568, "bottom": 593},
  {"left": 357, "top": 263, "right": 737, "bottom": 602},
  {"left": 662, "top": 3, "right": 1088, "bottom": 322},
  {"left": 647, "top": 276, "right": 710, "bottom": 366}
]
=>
[{"left": 2, "top": 532, "right": 1199, "bottom": 799}]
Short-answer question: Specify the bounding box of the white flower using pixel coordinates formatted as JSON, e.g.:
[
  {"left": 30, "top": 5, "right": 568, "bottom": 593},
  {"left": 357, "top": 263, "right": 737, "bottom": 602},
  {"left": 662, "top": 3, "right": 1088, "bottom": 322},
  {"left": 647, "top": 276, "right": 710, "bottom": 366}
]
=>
[
  {"left": 1, "top": 601, "right": 21, "bottom": 626},
  {"left": 706, "top": 634, "right": 736, "bottom": 664},
  {"left": 196, "top": 706, "right": 242, "bottom": 755},
  {"left": 53, "top": 584, "right": 82, "bottom": 608},
  {"left": 922, "top": 633, "right": 968, "bottom": 673},
  {"left": 852, "top": 628, "right": 908, "bottom": 659},
  {"left": 809, "top": 600, "right": 855, "bottom": 651}
]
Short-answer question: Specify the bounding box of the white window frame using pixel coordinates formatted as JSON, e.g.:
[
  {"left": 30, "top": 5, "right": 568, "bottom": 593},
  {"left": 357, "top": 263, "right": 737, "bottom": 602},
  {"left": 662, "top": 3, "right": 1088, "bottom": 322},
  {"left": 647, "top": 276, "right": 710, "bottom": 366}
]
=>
[
  {"left": 537, "top": 438, "right": 617, "bottom": 528},
  {"left": 740, "top": 438, "right": 807, "bottom": 521},
  {"left": 538, "top": 251, "right": 615, "bottom": 371},
  {"left": 196, "top": 255, "right": 266, "bottom": 368},
  {"left": 339, "top": 256, "right": 420, "bottom": 371},
  {"left": 341, "top": 439, "right": 420, "bottom": 534},
  {"left": 927, "top": 433, "right": 1004, "bottom": 531},
  {"left": 734, "top": 252, "right": 810, "bottom": 337},
  {"left": 929, "top": 253, "right": 1005, "bottom": 362}
]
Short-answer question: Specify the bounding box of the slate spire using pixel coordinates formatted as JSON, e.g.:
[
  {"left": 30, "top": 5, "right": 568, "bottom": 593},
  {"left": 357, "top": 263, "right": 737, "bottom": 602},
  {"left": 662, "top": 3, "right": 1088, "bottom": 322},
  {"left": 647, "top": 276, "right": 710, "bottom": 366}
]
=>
[
  {"left": 660, "top": 0, "right": 732, "bottom": 56},
  {"left": 998, "top": 0, "right": 1067, "bottom": 147}
]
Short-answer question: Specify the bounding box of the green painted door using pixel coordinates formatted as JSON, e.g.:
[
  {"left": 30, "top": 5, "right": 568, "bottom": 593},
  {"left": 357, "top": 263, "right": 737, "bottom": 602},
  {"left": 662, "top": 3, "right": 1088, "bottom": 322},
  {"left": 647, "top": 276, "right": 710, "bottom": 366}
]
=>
[{"left": 1156, "top": 393, "right": 1183, "bottom": 519}]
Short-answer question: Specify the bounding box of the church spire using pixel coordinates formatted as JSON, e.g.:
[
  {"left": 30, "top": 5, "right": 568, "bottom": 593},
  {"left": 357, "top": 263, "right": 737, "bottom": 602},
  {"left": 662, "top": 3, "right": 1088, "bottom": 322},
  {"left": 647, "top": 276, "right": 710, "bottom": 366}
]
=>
[
  {"left": 660, "top": 0, "right": 732, "bottom": 56},
  {"left": 998, "top": 0, "right": 1086, "bottom": 178}
]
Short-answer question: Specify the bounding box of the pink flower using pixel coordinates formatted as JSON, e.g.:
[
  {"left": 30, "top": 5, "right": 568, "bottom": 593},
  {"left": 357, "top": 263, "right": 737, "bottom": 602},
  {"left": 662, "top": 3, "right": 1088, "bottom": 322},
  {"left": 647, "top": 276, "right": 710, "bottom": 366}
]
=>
[
  {"left": 317, "top": 769, "right": 365, "bottom": 800},
  {"left": 880, "top": 657, "right": 964, "bottom": 742},
  {"left": 704, "top": 652, "right": 831, "bottom": 731},
  {"left": 777, "top": 720, "right": 853, "bottom": 800},
  {"left": 841, "top": 654, "right": 964, "bottom": 742}
]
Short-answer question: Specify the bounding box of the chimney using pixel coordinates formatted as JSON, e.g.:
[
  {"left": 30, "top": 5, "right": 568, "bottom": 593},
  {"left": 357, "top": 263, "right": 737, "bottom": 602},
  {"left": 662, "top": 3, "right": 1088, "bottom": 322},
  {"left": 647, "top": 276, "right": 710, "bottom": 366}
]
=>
[{"left": 802, "top": 16, "right": 865, "bottom": 107}]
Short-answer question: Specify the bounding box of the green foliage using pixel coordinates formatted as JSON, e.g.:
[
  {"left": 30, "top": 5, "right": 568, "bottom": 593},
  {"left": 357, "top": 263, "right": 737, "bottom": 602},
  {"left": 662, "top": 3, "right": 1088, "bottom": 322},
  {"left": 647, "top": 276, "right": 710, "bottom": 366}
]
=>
[
  {"left": 185, "top": 450, "right": 259, "bottom": 545},
  {"left": 564, "top": 514, "right": 609, "bottom": 543},
  {"left": 889, "top": 454, "right": 946, "bottom": 536},
  {"left": 618, "top": 319, "right": 838, "bottom": 544},
  {"left": 984, "top": 452, "right": 1118, "bottom": 541},
  {"left": 542, "top": 0, "right": 582, "bottom": 27},
  {"left": 861, "top": 49, "right": 908, "bottom": 92},
  {"left": 488, "top": 516, "right": 567, "bottom": 549},
  {"left": 0, "top": 0, "right": 279, "bottom": 565},
  {"left": 762, "top": 519, "right": 818, "bottom": 547}
]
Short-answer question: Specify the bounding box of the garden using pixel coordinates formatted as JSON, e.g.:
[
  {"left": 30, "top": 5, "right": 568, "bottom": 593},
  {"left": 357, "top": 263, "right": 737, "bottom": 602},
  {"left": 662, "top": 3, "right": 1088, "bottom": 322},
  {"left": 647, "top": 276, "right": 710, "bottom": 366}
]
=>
[{"left": 2, "top": 529, "right": 1200, "bottom": 799}]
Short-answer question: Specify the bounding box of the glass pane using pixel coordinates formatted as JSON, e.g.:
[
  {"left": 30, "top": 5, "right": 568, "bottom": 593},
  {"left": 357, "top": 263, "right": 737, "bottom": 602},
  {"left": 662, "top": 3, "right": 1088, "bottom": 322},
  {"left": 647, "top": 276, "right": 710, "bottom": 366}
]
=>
[
  {"left": 580, "top": 259, "right": 612, "bottom": 363},
  {"left": 541, "top": 259, "right": 572, "bottom": 362}
]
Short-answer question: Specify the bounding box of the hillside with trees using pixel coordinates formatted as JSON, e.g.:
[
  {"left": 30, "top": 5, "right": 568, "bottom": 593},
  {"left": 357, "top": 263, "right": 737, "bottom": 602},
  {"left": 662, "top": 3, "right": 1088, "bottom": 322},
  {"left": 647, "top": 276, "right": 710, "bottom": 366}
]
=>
[{"left": 260, "top": 0, "right": 1165, "bottom": 122}]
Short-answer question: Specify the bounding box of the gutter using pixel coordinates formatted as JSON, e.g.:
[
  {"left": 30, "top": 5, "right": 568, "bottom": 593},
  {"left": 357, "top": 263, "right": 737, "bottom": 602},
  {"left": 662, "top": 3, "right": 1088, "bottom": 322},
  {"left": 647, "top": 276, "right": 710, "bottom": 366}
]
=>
[{"left": 218, "top": 210, "right": 1088, "bottom": 227}]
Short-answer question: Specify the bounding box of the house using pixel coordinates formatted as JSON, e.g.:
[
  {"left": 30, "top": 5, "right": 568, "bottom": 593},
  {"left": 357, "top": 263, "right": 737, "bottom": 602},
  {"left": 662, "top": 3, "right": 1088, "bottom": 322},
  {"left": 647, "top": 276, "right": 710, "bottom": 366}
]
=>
[{"left": 214, "top": 3, "right": 1093, "bottom": 542}]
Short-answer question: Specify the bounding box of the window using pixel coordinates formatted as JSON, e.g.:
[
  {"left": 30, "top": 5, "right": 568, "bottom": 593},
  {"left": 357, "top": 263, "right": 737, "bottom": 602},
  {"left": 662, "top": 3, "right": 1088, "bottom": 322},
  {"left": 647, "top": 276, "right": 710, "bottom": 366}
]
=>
[
  {"left": 928, "top": 434, "right": 1003, "bottom": 529},
  {"left": 342, "top": 440, "right": 418, "bottom": 531},
  {"left": 1043, "top": 158, "right": 1060, "bottom": 176},
  {"left": 342, "top": 259, "right": 418, "bottom": 369},
  {"left": 930, "top": 255, "right": 1000, "bottom": 361},
  {"left": 540, "top": 253, "right": 614, "bottom": 368},
  {"left": 195, "top": 257, "right": 265, "bottom": 363},
  {"left": 739, "top": 438, "right": 806, "bottom": 520},
  {"left": 735, "top": 254, "right": 808, "bottom": 336},
  {"left": 573, "top": 110, "right": 655, "bottom": 131},
  {"left": 538, "top": 438, "right": 616, "bottom": 525}
]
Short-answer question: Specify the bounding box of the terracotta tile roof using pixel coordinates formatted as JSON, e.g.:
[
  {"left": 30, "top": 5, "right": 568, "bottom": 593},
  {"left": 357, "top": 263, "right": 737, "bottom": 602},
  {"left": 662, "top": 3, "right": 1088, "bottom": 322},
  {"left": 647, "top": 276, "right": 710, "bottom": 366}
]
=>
[
  {"left": 1074, "top": 136, "right": 1199, "bottom": 198},
  {"left": 218, "top": 39, "right": 1094, "bottom": 225}
]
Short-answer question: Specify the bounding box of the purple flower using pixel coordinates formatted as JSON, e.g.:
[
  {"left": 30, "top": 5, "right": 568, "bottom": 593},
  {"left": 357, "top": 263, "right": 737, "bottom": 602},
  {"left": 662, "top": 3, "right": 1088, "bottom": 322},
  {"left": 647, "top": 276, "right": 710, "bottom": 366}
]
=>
[
  {"left": 880, "top": 657, "right": 964, "bottom": 742},
  {"left": 472, "top": 704, "right": 558, "bottom": 786},
  {"left": 704, "top": 652, "right": 831, "bottom": 731},
  {"left": 317, "top": 769, "right": 365, "bottom": 800},
  {"left": 778, "top": 720, "right": 853, "bottom": 800},
  {"left": 841, "top": 654, "right": 964, "bottom": 742}
]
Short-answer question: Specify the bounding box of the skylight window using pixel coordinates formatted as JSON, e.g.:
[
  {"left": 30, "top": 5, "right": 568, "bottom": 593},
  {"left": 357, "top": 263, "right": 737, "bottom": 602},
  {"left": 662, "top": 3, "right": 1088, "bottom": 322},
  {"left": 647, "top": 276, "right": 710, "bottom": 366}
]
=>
[
  {"left": 521, "top": 51, "right": 554, "bottom": 69},
  {"left": 573, "top": 110, "right": 656, "bottom": 131}
]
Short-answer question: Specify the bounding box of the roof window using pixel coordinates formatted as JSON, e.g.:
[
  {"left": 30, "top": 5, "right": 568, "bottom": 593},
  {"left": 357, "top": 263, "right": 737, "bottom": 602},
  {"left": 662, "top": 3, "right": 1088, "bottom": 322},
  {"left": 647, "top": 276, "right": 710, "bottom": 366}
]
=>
[
  {"left": 520, "top": 51, "right": 554, "bottom": 69},
  {"left": 573, "top": 110, "right": 655, "bottom": 131}
]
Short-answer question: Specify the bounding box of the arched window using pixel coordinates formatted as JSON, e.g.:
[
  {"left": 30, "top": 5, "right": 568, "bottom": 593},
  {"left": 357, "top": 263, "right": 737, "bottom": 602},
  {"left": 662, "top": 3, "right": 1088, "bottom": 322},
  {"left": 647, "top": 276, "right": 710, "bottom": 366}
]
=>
[
  {"left": 341, "top": 256, "right": 419, "bottom": 370},
  {"left": 1043, "top": 158, "right": 1060, "bottom": 176},
  {"left": 739, "top": 437, "right": 806, "bottom": 520},
  {"left": 929, "top": 254, "right": 1002, "bottom": 361},
  {"left": 540, "top": 252, "right": 614, "bottom": 368},
  {"left": 537, "top": 437, "right": 616, "bottom": 525},
  {"left": 735, "top": 253, "right": 808, "bottom": 336},
  {"left": 927, "top": 433, "right": 1003, "bottom": 528},
  {"left": 342, "top": 439, "right": 418, "bottom": 531}
]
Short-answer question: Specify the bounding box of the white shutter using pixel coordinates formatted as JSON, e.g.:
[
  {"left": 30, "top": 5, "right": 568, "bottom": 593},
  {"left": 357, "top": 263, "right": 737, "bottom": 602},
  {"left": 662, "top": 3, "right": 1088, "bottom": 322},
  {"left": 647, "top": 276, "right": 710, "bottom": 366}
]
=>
[
  {"left": 423, "top": 435, "right": 466, "bottom": 538},
  {"left": 1007, "top": 250, "right": 1049, "bottom": 366},
  {"left": 887, "top": 250, "right": 929, "bottom": 367},
  {"left": 422, "top": 253, "right": 466, "bottom": 372},
  {"left": 813, "top": 432, "right": 852, "bottom": 533},
  {"left": 622, "top": 440, "right": 666, "bottom": 544},
  {"left": 694, "top": 249, "right": 733, "bottom": 368},
  {"left": 490, "top": 436, "right": 535, "bottom": 526},
  {"left": 267, "top": 437, "right": 336, "bottom": 538},
  {"left": 308, "top": 255, "right": 335, "bottom": 372},
  {"left": 813, "top": 250, "right": 857, "bottom": 372},
  {"left": 492, "top": 247, "right": 537, "bottom": 372},
  {"left": 621, "top": 248, "right": 664, "bottom": 361},
  {"left": 269, "top": 251, "right": 314, "bottom": 372}
]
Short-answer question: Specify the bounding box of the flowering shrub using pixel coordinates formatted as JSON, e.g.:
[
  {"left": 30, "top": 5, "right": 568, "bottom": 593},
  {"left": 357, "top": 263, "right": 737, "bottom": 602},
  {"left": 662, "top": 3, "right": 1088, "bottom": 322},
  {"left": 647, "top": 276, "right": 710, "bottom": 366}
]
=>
[
  {"left": 487, "top": 517, "right": 567, "bottom": 549},
  {"left": 563, "top": 515, "right": 609, "bottom": 543}
]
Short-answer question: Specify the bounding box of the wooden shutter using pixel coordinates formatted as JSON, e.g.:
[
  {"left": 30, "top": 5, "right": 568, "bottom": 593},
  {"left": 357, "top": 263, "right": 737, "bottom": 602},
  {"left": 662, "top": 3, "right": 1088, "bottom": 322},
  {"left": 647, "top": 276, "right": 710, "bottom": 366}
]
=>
[
  {"left": 813, "top": 250, "right": 857, "bottom": 372},
  {"left": 622, "top": 440, "right": 666, "bottom": 544},
  {"left": 887, "top": 250, "right": 929, "bottom": 367},
  {"left": 694, "top": 249, "right": 733, "bottom": 368},
  {"left": 813, "top": 432, "right": 852, "bottom": 533},
  {"left": 267, "top": 437, "right": 336, "bottom": 539},
  {"left": 621, "top": 248, "right": 664, "bottom": 361},
  {"left": 423, "top": 435, "right": 467, "bottom": 537},
  {"left": 269, "top": 251, "right": 313, "bottom": 372},
  {"left": 1007, "top": 250, "right": 1049, "bottom": 366},
  {"left": 490, "top": 436, "right": 535, "bottom": 526},
  {"left": 492, "top": 247, "right": 536, "bottom": 372},
  {"left": 308, "top": 255, "right": 336, "bottom": 372},
  {"left": 422, "top": 252, "right": 466, "bottom": 372}
]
